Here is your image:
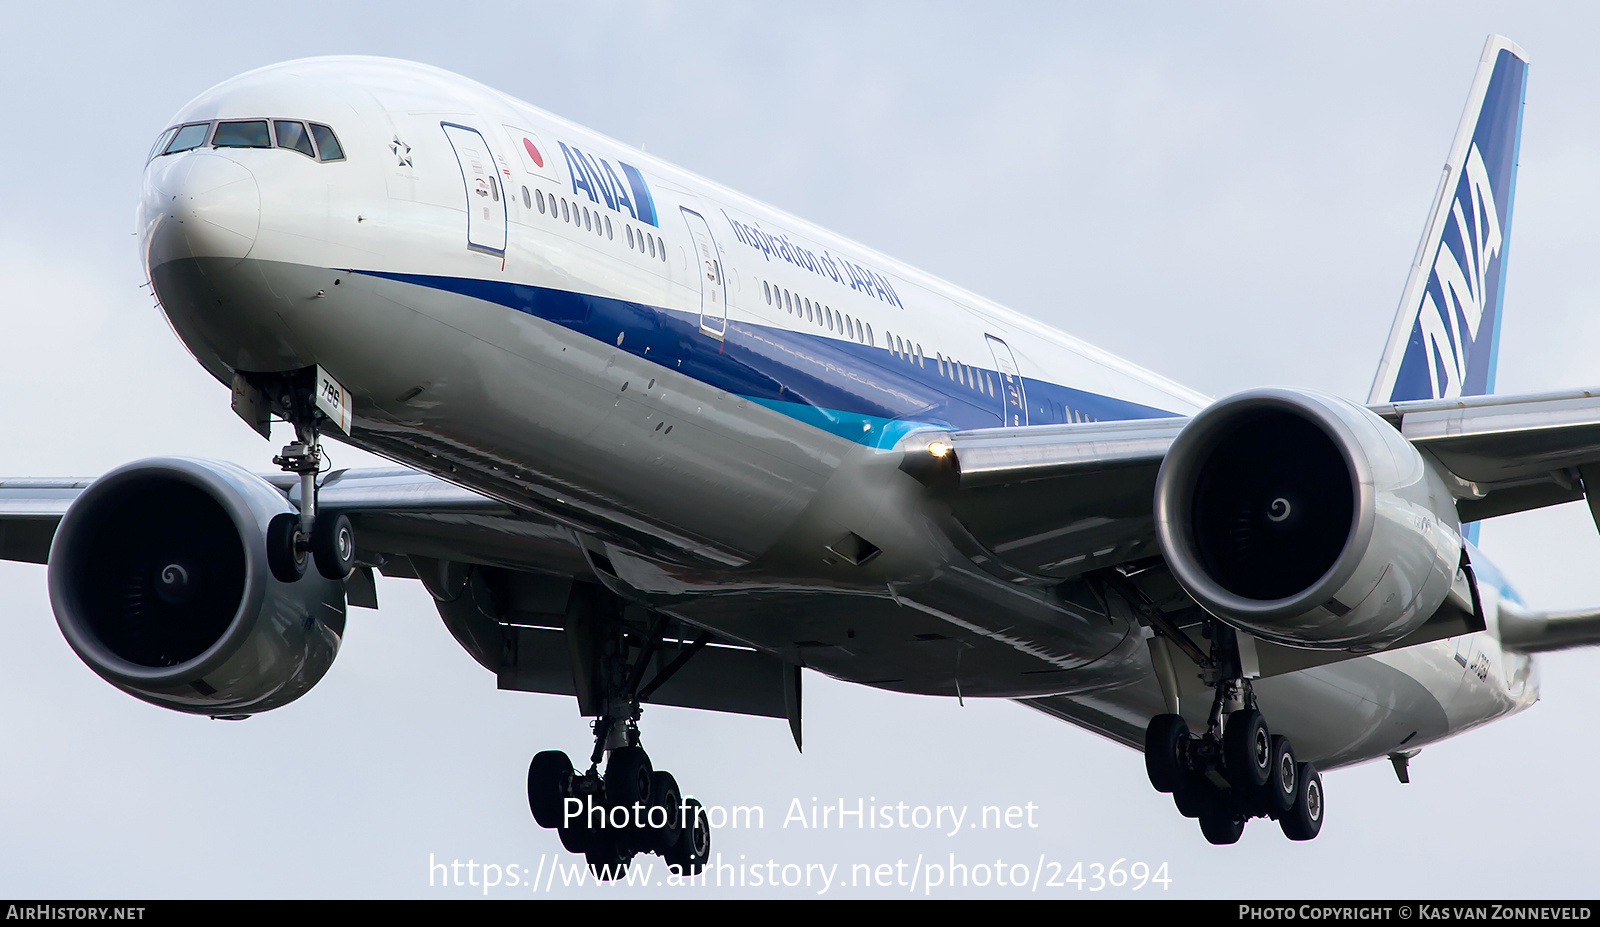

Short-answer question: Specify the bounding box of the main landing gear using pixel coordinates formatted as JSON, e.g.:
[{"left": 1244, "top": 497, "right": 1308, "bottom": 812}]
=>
[
  {"left": 525, "top": 605, "right": 712, "bottom": 880},
  {"left": 1142, "top": 624, "right": 1324, "bottom": 845}
]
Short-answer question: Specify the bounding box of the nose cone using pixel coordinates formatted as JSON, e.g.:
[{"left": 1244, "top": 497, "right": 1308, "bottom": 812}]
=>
[{"left": 140, "top": 153, "right": 260, "bottom": 273}]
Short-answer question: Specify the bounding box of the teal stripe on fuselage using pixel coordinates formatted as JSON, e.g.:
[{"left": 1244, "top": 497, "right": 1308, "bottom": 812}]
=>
[{"left": 745, "top": 395, "right": 938, "bottom": 449}]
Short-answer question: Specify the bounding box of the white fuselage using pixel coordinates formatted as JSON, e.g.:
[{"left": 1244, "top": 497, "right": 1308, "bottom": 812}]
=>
[{"left": 137, "top": 56, "right": 1537, "bottom": 772}]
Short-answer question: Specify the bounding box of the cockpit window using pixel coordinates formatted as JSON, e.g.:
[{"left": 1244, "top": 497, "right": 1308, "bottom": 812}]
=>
[
  {"left": 274, "top": 121, "right": 315, "bottom": 158},
  {"left": 153, "top": 117, "right": 345, "bottom": 163},
  {"left": 213, "top": 120, "right": 272, "bottom": 148},
  {"left": 165, "top": 122, "right": 211, "bottom": 154},
  {"left": 148, "top": 127, "right": 178, "bottom": 162},
  {"left": 309, "top": 124, "right": 345, "bottom": 162}
]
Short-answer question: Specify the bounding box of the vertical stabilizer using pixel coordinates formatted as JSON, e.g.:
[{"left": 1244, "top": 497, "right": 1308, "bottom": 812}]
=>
[{"left": 1368, "top": 36, "right": 1529, "bottom": 405}]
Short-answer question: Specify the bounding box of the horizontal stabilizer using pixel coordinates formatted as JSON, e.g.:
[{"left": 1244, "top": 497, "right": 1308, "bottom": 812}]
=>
[{"left": 1498, "top": 600, "right": 1600, "bottom": 653}]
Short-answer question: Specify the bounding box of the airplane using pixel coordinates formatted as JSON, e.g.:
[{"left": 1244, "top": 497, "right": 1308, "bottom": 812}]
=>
[{"left": 13, "top": 32, "right": 1600, "bottom": 877}]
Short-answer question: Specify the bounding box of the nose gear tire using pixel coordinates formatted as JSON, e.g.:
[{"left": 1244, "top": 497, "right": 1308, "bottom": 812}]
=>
[{"left": 266, "top": 512, "right": 306, "bottom": 583}]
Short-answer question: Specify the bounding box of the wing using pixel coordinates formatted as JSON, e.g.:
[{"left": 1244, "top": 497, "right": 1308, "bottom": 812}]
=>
[
  {"left": 896, "top": 385, "right": 1600, "bottom": 657},
  {"left": 0, "top": 465, "right": 794, "bottom": 722},
  {"left": 0, "top": 467, "right": 531, "bottom": 566},
  {"left": 896, "top": 417, "right": 1183, "bottom": 583},
  {"left": 1372, "top": 388, "right": 1600, "bottom": 522}
]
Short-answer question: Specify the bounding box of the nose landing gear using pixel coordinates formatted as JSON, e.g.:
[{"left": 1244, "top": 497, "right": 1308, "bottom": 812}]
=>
[
  {"left": 237, "top": 367, "right": 357, "bottom": 584},
  {"left": 268, "top": 424, "right": 354, "bottom": 582}
]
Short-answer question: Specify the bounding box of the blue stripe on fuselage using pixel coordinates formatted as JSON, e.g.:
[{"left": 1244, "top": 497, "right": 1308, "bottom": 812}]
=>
[{"left": 354, "top": 270, "right": 1178, "bottom": 446}]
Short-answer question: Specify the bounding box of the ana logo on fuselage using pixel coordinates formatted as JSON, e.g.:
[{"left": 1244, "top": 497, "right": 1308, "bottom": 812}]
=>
[{"left": 559, "top": 141, "right": 659, "bottom": 228}]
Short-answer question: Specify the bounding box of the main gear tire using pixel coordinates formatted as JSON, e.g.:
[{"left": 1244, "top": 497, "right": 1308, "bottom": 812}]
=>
[
  {"left": 1280, "top": 762, "right": 1324, "bottom": 841},
  {"left": 1223, "top": 709, "right": 1272, "bottom": 791},
  {"left": 1144, "top": 714, "right": 1190, "bottom": 793},
  {"left": 527, "top": 750, "right": 574, "bottom": 829}
]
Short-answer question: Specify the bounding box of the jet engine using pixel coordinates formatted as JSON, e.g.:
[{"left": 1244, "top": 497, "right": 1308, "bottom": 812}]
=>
[
  {"left": 48, "top": 458, "right": 346, "bottom": 717},
  {"left": 1153, "top": 388, "right": 1461, "bottom": 651}
]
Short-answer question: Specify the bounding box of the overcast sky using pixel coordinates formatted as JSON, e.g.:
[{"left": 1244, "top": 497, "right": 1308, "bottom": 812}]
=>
[{"left": 1, "top": 1, "right": 1599, "bottom": 898}]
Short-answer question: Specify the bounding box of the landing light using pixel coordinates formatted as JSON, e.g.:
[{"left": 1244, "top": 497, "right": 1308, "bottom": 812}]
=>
[{"left": 927, "top": 441, "right": 950, "bottom": 458}]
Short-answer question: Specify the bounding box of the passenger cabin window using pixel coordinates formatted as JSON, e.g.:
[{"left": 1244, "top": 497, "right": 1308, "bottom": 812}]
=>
[
  {"left": 274, "top": 121, "right": 315, "bottom": 158},
  {"left": 309, "top": 123, "right": 345, "bottom": 161},
  {"left": 214, "top": 120, "right": 271, "bottom": 148},
  {"left": 165, "top": 123, "right": 211, "bottom": 154}
]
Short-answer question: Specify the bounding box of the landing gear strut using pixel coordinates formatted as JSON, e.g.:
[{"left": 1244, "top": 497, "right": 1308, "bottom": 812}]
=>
[
  {"left": 261, "top": 380, "right": 354, "bottom": 583},
  {"left": 524, "top": 602, "right": 712, "bottom": 879},
  {"left": 1142, "top": 620, "right": 1324, "bottom": 844}
]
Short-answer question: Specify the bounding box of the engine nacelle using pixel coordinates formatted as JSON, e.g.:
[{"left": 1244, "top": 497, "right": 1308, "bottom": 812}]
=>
[
  {"left": 49, "top": 458, "right": 346, "bottom": 717},
  {"left": 1154, "top": 388, "right": 1461, "bottom": 651}
]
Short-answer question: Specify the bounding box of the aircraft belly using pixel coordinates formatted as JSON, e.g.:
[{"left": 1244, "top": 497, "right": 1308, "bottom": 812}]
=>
[
  {"left": 1023, "top": 644, "right": 1468, "bottom": 771},
  {"left": 1368, "top": 634, "right": 1536, "bottom": 737},
  {"left": 1251, "top": 662, "right": 1451, "bottom": 770}
]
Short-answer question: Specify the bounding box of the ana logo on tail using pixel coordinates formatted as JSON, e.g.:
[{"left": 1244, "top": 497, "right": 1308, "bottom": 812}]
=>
[
  {"left": 1414, "top": 142, "right": 1503, "bottom": 399},
  {"left": 1370, "top": 38, "right": 1528, "bottom": 405}
]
